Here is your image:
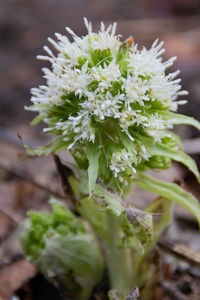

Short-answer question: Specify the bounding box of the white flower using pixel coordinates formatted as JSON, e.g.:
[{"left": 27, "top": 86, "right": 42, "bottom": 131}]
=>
[
  {"left": 82, "top": 91, "right": 124, "bottom": 121},
  {"left": 28, "top": 19, "right": 188, "bottom": 181},
  {"left": 110, "top": 149, "right": 136, "bottom": 179},
  {"left": 144, "top": 113, "right": 167, "bottom": 142},
  {"left": 122, "top": 73, "right": 149, "bottom": 106},
  {"left": 119, "top": 109, "right": 148, "bottom": 131},
  {"left": 138, "top": 145, "right": 150, "bottom": 162},
  {"left": 82, "top": 18, "right": 120, "bottom": 53},
  {"left": 55, "top": 111, "right": 95, "bottom": 148},
  {"left": 128, "top": 39, "right": 166, "bottom": 78},
  {"left": 91, "top": 61, "right": 121, "bottom": 92}
]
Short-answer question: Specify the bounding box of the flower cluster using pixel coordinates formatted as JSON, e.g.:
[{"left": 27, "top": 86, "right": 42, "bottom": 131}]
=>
[
  {"left": 110, "top": 149, "right": 137, "bottom": 182},
  {"left": 28, "top": 19, "right": 189, "bottom": 190}
]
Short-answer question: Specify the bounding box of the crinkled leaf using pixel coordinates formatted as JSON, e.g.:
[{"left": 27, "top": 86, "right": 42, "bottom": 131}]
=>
[
  {"left": 94, "top": 184, "right": 153, "bottom": 253},
  {"left": 86, "top": 142, "right": 101, "bottom": 195},
  {"left": 94, "top": 184, "right": 124, "bottom": 217},
  {"left": 134, "top": 172, "right": 200, "bottom": 226},
  {"left": 74, "top": 171, "right": 153, "bottom": 253},
  {"left": 40, "top": 234, "right": 104, "bottom": 300},
  {"left": 120, "top": 207, "right": 153, "bottom": 253},
  {"left": 165, "top": 130, "right": 183, "bottom": 150},
  {"left": 129, "top": 198, "right": 172, "bottom": 291},
  {"left": 19, "top": 135, "right": 68, "bottom": 156},
  {"left": 21, "top": 199, "right": 104, "bottom": 300}
]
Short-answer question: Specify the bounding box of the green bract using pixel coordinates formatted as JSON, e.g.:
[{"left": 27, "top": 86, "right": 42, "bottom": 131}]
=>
[
  {"left": 26, "top": 19, "right": 200, "bottom": 194},
  {"left": 20, "top": 199, "right": 105, "bottom": 300}
]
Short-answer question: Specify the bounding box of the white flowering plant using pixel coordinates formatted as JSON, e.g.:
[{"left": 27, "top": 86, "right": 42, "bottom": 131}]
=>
[{"left": 21, "top": 19, "right": 200, "bottom": 299}]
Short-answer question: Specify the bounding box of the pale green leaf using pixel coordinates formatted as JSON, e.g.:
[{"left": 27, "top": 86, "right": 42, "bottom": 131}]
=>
[
  {"left": 21, "top": 198, "right": 104, "bottom": 300},
  {"left": 136, "top": 134, "right": 200, "bottom": 182},
  {"left": 77, "top": 170, "right": 153, "bottom": 253},
  {"left": 86, "top": 142, "right": 101, "bottom": 195},
  {"left": 19, "top": 136, "right": 68, "bottom": 156},
  {"left": 30, "top": 115, "right": 44, "bottom": 126},
  {"left": 134, "top": 172, "right": 200, "bottom": 226},
  {"left": 149, "top": 143, "right": 200, "bottom": 182},
  {"left": 94, "top": 184, "right": 153, "bottom": 253},
  {"left": 94, "top": 184, "right": 123, "bottom": 217},
  {"left": 67, "top": 175, "right": 80, "bottom": 199},
  {"left": 117, "top": 129, "right": 137, "bottom": 164},
  {"left": 145, "top": 197, "right": 172, "bottom": 254},
  {"left": 159, "top": 111, "right": 200, "bottom": 130},
  {"left": 78, "top": 196, "right": 108, "bottom": 242},
  {"left": 121, "top": 207, "right": 153, "bottom": 252}
]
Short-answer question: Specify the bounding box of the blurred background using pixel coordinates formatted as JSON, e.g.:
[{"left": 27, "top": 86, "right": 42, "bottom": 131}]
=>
[{"left": 1, "top": 0, "right": 200, "bottom": 142}]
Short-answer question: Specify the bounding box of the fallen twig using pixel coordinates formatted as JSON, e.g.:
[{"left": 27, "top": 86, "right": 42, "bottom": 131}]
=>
[
  {"left": 158, "top": 280, "right": 190, "bottom": 300},
  {"left": 158, "top": 240, "right": 200, "bottom": 269},
  {"left": 53, "top": 155, "right": 79, "bottom": 209}
]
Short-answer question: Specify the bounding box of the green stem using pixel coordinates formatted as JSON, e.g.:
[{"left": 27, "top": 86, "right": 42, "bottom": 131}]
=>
[{"left": 105, "top": 215, "right": 134, "bottom": 293}]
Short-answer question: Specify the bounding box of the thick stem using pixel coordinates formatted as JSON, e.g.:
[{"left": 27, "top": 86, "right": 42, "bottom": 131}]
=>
[{"left": 105, "top": 215, "right": 134, "bottom": 293}]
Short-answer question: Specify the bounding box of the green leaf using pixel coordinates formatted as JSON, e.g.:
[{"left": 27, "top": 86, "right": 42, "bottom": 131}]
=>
[
  {"left": 116, "top": 46, "right": 130, "bottom": 75},
  {"left": 21, "top": 199, "right": 105, "bottom": 300},
  {"left": 145, "top": 197, "right": 172, "bottom": 253},
  {"left": 19, "top": 135, "right": 68, "bottom": 156},
  {"left": 136, "top": 134, "right": 200, "bottom": 182},
  {"left": 121, "top": 207, "right": 153, "bottom": 253},
  {"left": 86, "top": 142, "right": 101, "bottom": 195},
  {"left": 94, "top": 184, "right": 123, "bottom": 217},
  {"left": 41, "top": 234, "right": 104, "bottom": 300},
  {"left": 68, "top": 174, "right": 80, "bottom": 199},
  {"left": 117, "top": 128, "right": 137, "bottom": 163},
  {"left": 77, "top": 170, "right": 153, "bottom": 253},
  {"left": 78, "top": 196, "right": 108, "bottom": 242},
  {"left": 134, "top": 172, "right": 200, "bottom": 226},
  {"left": 30, "top": 115, "right": 44, "bottom": 126},
  {"left": 94, "top": 184, "right": 153, "bottom": 253},
  {"left": 149, "top": 143, "right": 200, "bottom": 182},
  {"left": 89, "top": 48, "right": 112, "bottom": 67},
  {"left": 159, "top": 111, "right": 200, "bottom": 130}
]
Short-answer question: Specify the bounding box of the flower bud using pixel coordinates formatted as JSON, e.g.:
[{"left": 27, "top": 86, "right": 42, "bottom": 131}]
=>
[
  {"left": 146, "top": 155, "right": 171, "bottom": 169},
  {"left": 20, "top": 199, "right": 104, "bottom": 300}
]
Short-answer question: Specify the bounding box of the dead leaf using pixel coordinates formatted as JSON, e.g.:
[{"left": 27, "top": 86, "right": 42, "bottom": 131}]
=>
[{"left": 0, "top": 259, "right": 36, "bottom": 300}]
